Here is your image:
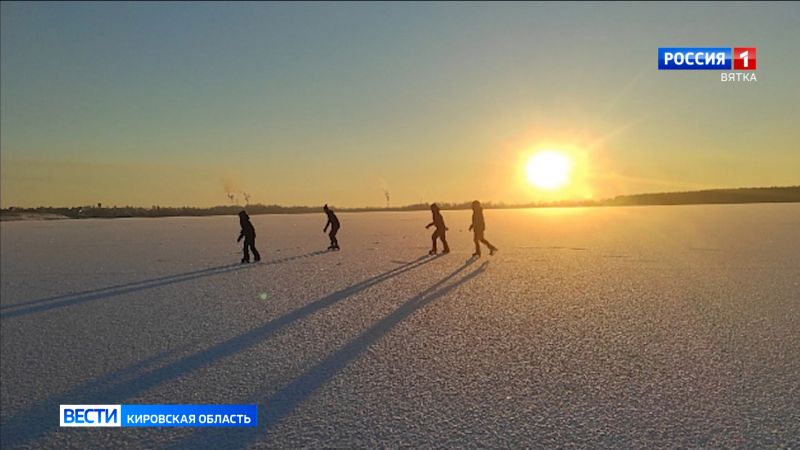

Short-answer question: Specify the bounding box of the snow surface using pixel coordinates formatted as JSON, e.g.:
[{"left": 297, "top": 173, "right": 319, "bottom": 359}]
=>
[{"left": 1, "top": 204, "right": 799, "bottom": 448}]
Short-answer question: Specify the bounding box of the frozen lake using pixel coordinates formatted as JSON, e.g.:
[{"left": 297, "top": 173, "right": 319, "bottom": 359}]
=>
[{"left": 1, "top": 204, "right": 799, "bottom": 448}]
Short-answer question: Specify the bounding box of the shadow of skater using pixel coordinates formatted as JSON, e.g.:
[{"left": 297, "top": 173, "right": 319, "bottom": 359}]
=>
[
  {"left": 0, "top": 256, "right": 438, "bottom": 448},
  {"left": 0, "top": 342, "right": 197, "bottom": 448},
  {"left": 426, "top": 203, "right": 450, "bottom": 255},
  {"left": 237, "top": 210, "right": 261, "bottom": 263},
  {"left": 169, "top": 258, "right": 489, "bottom": 450},
  {"left": 469, "top": 200, "right": 498, "bottom": 257},
  {"left": 1, "top": 264, "right": 254, "bottom": 320},
  {"left": 323, "top": 204, "right": 340, "bottom": 250},
  {"left": 1, "top": 250, "right": 326, "bottom": 320}
]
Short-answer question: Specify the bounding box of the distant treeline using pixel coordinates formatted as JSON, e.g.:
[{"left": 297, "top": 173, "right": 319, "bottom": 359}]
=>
[
  {"left": 0, "top": 203, "right": 467, "bottom": 220},
  {"left": 2, "top": 186, "right": 798, "bottom": 220},
  {"left": 600, "top": 186, "right": 800, "bottom": 206}
]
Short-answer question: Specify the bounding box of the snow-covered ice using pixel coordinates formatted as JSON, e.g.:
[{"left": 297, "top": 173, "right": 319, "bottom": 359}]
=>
[{"left": 1, "top": 204, "right": 799, "bottom": 448}]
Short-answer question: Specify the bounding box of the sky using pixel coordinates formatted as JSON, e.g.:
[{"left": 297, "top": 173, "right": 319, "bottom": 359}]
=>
[{"left": 1, "top": 2, "right": 798, "bottom": 208}]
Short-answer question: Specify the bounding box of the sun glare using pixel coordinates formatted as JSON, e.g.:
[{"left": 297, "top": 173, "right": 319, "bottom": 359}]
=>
[{"left": 525, "top": 151, "right": 572, "bottom": 190}]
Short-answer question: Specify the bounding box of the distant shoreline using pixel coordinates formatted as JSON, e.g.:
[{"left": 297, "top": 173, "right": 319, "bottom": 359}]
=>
[{"left": 2, "top": 186, "right": 798, "bottom": 221}]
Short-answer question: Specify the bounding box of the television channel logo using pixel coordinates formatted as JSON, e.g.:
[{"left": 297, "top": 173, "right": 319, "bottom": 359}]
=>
[
  {"left": 658, "top": 47, "right": 757, "bottom": 82},
  {"left": 60, "top": 405, "right": 121, "bottom": 427},
  {"left": 60, "top": 404, "right": 258, "bottom": 428}
]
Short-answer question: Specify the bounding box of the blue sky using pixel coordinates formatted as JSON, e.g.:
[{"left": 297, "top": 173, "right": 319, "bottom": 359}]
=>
[{"left": 2, "top": 2, "right": 798, "bottom": 207}]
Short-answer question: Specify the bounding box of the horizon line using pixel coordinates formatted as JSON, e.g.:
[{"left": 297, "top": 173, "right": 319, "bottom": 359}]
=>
[{"left": 2, "top": 185, "right": 798, "bottom": 212}]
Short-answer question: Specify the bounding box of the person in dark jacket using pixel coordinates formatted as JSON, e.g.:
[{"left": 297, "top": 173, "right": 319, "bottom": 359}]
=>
[
  {"left": 468, "top": 200, "right": 497, "bottom": 257},
  {"left": 237, "top": 210, "right": 261, "bottom": 263},
  {"left": 425, "top": 203, "right": 450, "bottom": 255},
  {"left": 323, "top": 204, "right": 340, "bottom": 250}
]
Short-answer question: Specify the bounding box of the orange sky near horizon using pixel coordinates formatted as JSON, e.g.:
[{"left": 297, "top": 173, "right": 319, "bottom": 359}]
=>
[{"left": 2, "top": 3, "right": 798, "bottom": 208}]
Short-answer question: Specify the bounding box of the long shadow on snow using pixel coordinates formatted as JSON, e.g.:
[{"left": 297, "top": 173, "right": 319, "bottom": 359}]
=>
[
  {"left": 0, "top": 251, "right": 327, "bottom": 320},
  {"left": 170, "top": 258, "right": 490, "bottom": 450},
  {"left": 0, "top": 255, "right": 434, "bottom": 448}
]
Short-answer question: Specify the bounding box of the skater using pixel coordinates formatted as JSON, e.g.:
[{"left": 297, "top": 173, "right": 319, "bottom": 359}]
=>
[
  {"left": 425, "top": 203, "right": 449, "bottom": 255},
  {"left": 323, "top": 204, "right": 340, "bottom": 250},
  {"left": 237, "top": 210, "right": 261, "bottom": 263},
  {"left": 468, "top": 200, "right": 497, "bottom": 257}
]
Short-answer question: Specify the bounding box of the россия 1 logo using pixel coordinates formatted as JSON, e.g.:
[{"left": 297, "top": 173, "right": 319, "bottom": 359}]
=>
[{"left": 658, "top": 47, "right": 757, "bottom": 82}]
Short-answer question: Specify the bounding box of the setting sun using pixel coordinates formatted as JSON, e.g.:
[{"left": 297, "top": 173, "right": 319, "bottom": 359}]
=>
[{"left": 525, "top": 151, "right": 572, "bottom": 190}]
